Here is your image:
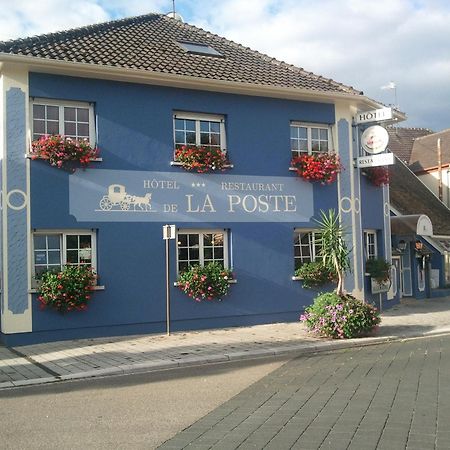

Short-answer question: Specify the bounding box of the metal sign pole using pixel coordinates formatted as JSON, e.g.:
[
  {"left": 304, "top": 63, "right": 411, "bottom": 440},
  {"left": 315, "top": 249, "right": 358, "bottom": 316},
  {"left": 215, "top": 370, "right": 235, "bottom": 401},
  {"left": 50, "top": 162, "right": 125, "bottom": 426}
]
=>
[
  {"left": 163, "top": 225, "right": 176, "bottom": 336},
  {"left": 165, "top": 236, "right": 170, "bottom": 336}
]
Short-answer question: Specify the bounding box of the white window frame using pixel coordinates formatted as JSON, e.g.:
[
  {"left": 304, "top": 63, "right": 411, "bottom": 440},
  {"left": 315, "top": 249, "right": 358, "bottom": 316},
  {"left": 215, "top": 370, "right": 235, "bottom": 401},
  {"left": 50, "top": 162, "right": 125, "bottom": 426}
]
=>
[
  {"left": 294, "top": 229, "right": 321, "bottom": 268},
  {"left": 364, "top": 230, "right": 378, "bottom": 260},
  {"left": 176, "top": 229, "right": 229, "bottom": 274},
  {"left": 173, "top": 111, "right": 227, "bottom": 151},
  {"left": 32, "top": 230, "right": 97, "bottom": 278},
  {"left": 30, "top": 98, "right": 96, "bottom": 144},
  {"left": 290, "top": 122, "right": 332, "bottom": 157}
]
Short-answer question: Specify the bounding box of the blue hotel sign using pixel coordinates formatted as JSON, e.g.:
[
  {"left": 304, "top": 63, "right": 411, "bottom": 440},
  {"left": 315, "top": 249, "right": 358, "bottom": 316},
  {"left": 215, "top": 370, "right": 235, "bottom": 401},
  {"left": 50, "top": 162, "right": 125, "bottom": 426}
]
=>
[{"left": 69, "top": 170, "right": 314, "bottom": 223}]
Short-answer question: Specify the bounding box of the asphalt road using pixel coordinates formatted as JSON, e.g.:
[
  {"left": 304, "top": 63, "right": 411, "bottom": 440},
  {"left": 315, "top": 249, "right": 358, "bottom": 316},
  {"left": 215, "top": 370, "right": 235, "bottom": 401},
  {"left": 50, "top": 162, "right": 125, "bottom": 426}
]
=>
[{"left": 0, "top": 356, "right": 288, "bottom": 449}]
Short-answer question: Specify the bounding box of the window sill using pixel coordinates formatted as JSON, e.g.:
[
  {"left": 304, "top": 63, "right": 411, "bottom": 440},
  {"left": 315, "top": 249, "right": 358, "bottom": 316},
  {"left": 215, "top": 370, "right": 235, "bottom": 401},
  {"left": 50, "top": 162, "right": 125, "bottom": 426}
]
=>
[
  {"left": 170, "top": 161, "right": 234, "bottom": 169},
  {"left": 28, "top": 285, "right": 105, "bottom": 294},
  {"left": 26, "top": 154, "right": 103, "bottom": 162},
  {"left": 289, "top": 167, "right": 297, "bottom": 172},
  {"left": 173, "top": 279, "right": 237, "bottom": 287}
]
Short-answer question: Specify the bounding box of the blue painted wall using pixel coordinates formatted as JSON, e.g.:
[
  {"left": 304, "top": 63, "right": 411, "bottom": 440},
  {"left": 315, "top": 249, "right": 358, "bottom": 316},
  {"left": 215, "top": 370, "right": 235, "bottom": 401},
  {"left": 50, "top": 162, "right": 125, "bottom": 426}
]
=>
[{"left": 2, "top": 72, "right": 384, "bottom": 344}]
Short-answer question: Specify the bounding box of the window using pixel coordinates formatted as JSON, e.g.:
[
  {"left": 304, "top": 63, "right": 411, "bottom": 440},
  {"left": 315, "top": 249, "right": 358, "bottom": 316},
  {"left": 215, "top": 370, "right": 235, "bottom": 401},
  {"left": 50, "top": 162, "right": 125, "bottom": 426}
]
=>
[
  {"left": 177, "top": 230, "right": 228, "bottom": 273},
  {"left": 178, "top": 41, "right": 223, "bottom": 57},
  {"left": 364, "top": 231, "right": 378, "bottom": 260},
  {"left": 290, "top": 123, "right": 330, "bottom": 157},
  {"left": 294, "top": 230, "right": 321, "bottom": 269},
  {"left": 31, "top": 99, "right": 95, "bottom": 143},
  {"left": 174, "top": 112, "right": 226, "bottom": 151},
  {"left": 33, "top": 231, "right": 97, "bottom": 277}
]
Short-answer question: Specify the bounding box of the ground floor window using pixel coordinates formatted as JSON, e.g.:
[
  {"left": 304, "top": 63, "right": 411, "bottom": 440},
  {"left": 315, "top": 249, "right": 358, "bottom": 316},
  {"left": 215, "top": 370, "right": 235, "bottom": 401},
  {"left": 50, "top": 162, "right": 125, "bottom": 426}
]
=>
[
  {"left": 33, "top": 231, "right": 96, "bottom": 276},
  {"left": 176, "top": 229, "right": 228, "bottom": 273},
  {"left": 294, "top": 230, "right": 320, "bottom": 269}
]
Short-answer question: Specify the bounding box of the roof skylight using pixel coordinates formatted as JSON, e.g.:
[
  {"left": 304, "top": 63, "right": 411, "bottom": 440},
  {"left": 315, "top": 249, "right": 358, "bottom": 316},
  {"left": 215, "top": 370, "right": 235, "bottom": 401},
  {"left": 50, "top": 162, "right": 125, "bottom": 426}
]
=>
[{"left": 178, "top": 41, "right": 223, "bottom": 57}]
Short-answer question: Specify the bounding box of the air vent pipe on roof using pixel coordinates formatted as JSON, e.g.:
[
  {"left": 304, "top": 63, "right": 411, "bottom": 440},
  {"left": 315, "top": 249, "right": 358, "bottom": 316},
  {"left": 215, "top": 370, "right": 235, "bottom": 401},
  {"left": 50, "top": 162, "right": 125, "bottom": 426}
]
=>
[{"left": 166, "top": 12, "right": 183, "bottom": 21}]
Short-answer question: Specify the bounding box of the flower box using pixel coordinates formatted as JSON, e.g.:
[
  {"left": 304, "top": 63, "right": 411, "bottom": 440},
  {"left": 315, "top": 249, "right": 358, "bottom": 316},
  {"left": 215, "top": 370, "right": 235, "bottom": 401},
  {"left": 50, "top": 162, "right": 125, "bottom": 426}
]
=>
[
  {"left": 290, "top": 152, "right": 342, "bottom": 184},
  {"left": 30, "top": 135, "right": 99, "bottom": 171},
  {"left": 174, "top": 145, "right": 231, "bottom": 173}
]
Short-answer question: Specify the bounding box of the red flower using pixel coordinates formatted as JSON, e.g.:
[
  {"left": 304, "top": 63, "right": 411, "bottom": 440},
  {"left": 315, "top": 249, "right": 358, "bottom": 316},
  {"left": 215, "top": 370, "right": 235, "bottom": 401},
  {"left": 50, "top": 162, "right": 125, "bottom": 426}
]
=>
[{"left": 291, "top": 152, "right": 342, "bottom": 184}]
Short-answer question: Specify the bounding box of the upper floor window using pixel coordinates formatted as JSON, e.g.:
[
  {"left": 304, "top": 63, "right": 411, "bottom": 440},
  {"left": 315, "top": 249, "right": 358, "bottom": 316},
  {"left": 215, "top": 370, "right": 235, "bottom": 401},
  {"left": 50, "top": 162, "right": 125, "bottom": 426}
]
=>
[
  {"left": 290, "top": 123, "right": 330, "bottom": 158},
  {"left": 294, "top": 230, "right": 321, "bottom": 269},
  {"left": 174, "top": 112, "right": 226, "bottom": 152},
  {"left": 176, "top": 229, "right": 229, "bottom": 273},
  {"left": 364, "top": 231, "right": 378, "bottom": 260},
  {"left": 33, "top": 230, "right": 97, "bottom": 277},
  {"left": 31, "top": 99, "right": 95, "bottom": 143}
]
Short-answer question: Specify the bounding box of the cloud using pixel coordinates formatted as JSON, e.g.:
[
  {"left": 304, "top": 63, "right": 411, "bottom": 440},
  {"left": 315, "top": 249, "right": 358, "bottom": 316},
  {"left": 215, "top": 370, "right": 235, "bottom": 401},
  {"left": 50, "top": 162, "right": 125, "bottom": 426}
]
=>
[{"left": 0, "top": 0, "right": 448, "bottom": 130}]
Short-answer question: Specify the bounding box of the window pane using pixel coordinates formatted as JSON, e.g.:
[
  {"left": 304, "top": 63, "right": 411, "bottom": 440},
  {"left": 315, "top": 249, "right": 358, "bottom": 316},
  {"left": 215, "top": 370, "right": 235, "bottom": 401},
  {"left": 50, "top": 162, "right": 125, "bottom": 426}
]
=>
[
  {"left": 34, "top": 251, "right": 47, "bottom": 265},
  {"left": 311, "top": 128, "right": 319, "bottom": 139},
  {"left": 213, "top": 233, "right": 224, "bottom": 246},
  {"left": 178, "top": 234, "right": 188, "bottom": 247},
  {"left": 320, "top": 129, "right": 328, "bottom": 140},
  {"left": 33, "top": 120, "right": 45, "bottom": 135},
  {"left": 48, "top": 251, "right": 61, "bottom": 265},
  {"left": 47, "top": 106, "right": 59, "bottom": 121},
  {"left": 77, "top": 123, "right": 89, "bottom": 138},
  {"left": 200, "top": 133, "right": 210, "bottom": 145},
  {"left": 65, "top": 122, "right": 76, "bottom": 136},
  {"left": 185, "top": 119, "right": 196, "bottom": 131},
  {"left": 298, "top": 127, "right": 307, "bottom": 139},
  {"left": 186, "top": 132, "right": 196, "bottom": 144},
  {"left": 175, "top": 131, "right": 186, "bottom": 145},
  {"left": 179, "top": 248, "right": 188, "bottom": 261},
  {"left": 291, "top": 139, "right": 299, "bottom": 151},
  {"left": 66, "top": 235, "right": 78, "bottom": 249},
  {"left": 210, "top": 134, "right": 220, "bottom": 146},
  {"left": 214, "top": 247, "right": 224, "bottom": 259},
  {"left": 189, "top": 248, "right": 199, "bottom": 261},
  {"left": 188, "top": 234, "right": 199, "bottom": 247},
  {"left": 77, "top": 108, "right": 89, "bottom": 122},
  {"left": 33, "top": 104, "right": 45, "bottom": 120},
  {"left": 199, "top": 121, "right": 210, "bottom": 133},
  {"left": 179, "top": 261, "right": 189, "bottom": 272},
  {"left": 210, "top": 122, "right": 220, "bottom": 133},
  {"left": 80, "top": 235, "right": 91, "bottom": 247},
  {"left": 47, "top": 121, "right": 59, "bottom": 135},
  {"left": 34, "top": 235, "right": 47, "bottom": 250},
  {"left": 47, "top": 235, "right": 61, "bottom": 249},
  {"left": 64, "top": 107, "right": 76, "bottom": 122},
  {"left": 204, "top": 247, "right": 213, "bottom": 260},
  {"left": 66, "top": 250, "right": 78, "bottom": 264},
  {"left": 204, "top": 234, "right": 213, "bottom": 246},
  {"left": 79, "top": 249, "right": 92, "bottom": 263},
  {"left": 299, "top": 140, "right": 308, "bottom": 151}
]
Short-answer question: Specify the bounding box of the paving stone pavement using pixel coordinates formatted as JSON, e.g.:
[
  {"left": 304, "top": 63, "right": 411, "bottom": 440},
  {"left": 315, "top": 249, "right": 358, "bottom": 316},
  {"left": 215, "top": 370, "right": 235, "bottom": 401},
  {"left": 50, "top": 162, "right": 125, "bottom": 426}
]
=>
[
  {"left": 158, "top": 334, "right": 450, "bottom": 450},
  {"left": 1, "top": 296, "right": 450, "bottom": 390}
]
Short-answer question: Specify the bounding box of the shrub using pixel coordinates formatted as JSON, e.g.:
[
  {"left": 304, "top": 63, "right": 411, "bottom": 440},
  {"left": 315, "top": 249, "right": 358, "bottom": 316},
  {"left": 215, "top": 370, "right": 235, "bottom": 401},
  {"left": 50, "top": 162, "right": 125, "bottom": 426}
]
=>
[
  {"left": 36, "top": 265, "right": 97, "bottom": 313},
  {"left": 174, "top": 145, "right": 230, "bottom": 173},
  {"left": 365, "top": 258, "right": 391, "bottom": 284},
  {"left": 300, "top": 292, "right": 381, "bottom": 339},
  {"left": 295, "top": 261, "right": 337, "bottom": 289},
  {"left": 177, "top": 262, "right": 233, "bottom": 302},
  {"left": 363, "top": 166, "right": 390, "bottom": 186},
  {"left": 31, "top": 134, "right": 99, "bottom": 170}
]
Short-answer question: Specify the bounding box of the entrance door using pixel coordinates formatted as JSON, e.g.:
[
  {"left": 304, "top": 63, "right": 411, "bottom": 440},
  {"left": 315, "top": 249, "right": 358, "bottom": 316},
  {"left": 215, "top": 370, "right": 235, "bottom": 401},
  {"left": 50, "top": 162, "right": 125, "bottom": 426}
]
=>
[{"left": 389, "top": 256, "right": 402, "bottom": 300}]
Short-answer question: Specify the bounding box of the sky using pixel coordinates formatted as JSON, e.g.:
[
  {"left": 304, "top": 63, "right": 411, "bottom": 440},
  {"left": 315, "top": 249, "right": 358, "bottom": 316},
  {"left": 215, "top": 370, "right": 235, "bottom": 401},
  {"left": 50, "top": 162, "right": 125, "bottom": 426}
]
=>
[{"left": 0, "top": 0, "right": 449, "bottom": 132}]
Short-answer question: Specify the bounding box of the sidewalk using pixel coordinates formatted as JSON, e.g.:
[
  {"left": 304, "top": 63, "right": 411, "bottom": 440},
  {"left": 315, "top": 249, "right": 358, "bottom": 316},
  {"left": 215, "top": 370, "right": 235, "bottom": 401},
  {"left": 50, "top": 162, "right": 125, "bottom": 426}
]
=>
[{"left": 2, "top": 296, "right": 450, "bottom": 390}]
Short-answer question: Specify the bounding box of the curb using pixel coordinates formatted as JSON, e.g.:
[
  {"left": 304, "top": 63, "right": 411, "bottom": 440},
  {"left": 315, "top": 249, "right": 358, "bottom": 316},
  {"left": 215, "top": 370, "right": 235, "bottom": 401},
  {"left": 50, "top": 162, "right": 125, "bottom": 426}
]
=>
[{"left": 2, "top": 328, "right": 450, "bottom": 391}]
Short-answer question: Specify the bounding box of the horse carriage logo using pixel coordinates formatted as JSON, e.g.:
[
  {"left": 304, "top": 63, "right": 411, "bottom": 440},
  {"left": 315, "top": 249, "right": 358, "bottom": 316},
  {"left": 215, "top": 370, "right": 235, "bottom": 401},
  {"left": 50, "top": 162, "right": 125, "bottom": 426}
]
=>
[{"left": 99, "top": 184, "right": 152, "bottom": 211}]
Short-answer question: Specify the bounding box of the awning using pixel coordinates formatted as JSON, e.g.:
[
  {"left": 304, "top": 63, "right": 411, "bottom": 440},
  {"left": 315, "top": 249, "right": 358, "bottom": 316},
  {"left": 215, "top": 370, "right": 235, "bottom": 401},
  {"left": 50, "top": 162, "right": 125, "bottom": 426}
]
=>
[{"left": 390, "top": 214, "right": 433, "bottom": 236}]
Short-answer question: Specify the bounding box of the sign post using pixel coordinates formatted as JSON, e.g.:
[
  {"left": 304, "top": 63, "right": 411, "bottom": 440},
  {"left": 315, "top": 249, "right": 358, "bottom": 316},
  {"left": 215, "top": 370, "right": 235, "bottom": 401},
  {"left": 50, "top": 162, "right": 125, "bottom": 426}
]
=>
[{"left": 163, "top": 225, "right": 176, "bottom": 336}]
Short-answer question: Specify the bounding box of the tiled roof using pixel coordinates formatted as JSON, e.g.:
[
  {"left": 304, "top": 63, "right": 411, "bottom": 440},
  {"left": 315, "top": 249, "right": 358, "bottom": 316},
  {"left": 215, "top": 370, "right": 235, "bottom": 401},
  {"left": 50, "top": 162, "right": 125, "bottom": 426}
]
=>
[
  {"left": 390, "top": 156, "right": 450, "bottom": 235},
  {"left": 409, "top": 129, "right": 450, "bottom": 172},
  {"left": 387, "top": 126, "right": 434, "bottom": 164},
  {"left": 0, "top": 13, "right": 362, "bottom": 96}
]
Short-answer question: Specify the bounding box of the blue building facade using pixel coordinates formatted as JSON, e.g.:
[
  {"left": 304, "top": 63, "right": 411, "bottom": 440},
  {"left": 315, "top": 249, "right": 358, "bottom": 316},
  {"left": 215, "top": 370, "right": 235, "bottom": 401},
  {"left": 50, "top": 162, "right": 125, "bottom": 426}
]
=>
[{"left": 0, "top": 15, "right": 399, "bottom": 345}]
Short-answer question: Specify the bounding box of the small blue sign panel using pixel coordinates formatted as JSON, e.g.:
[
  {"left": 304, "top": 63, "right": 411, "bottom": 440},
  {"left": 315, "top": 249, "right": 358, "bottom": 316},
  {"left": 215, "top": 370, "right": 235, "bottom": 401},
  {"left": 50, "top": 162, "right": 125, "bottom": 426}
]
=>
[{"left": 69, "top": 170, "right": 314, "bottom": 223}]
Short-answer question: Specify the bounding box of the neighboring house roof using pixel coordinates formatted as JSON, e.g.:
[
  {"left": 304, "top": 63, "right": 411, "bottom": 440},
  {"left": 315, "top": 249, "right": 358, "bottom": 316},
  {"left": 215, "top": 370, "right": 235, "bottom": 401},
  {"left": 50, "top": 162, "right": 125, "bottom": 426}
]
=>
[
  {"left": 409, "top": 129, "right": 450, "bottom": 173},
  {"left": 0, "top": 13, "right": 362, "bottom": 96},
  {"left": 390, "top": 156, "right": 450, "bottom": 236},
  {"left": 387, "top": 126, "right": 434, "bottom": 164}
]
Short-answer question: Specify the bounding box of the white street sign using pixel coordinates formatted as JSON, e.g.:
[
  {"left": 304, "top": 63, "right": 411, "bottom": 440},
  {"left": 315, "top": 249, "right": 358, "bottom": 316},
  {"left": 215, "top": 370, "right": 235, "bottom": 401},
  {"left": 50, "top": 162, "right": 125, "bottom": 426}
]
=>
[
  {"left": 163, "top": 224, "right": 176, "bottom": 240},
  {"left": 354, "top": 107, "right": 393, "bottom": 125},
  {"left": 356, "top": 152, "right": 395, "bottom": 168}
]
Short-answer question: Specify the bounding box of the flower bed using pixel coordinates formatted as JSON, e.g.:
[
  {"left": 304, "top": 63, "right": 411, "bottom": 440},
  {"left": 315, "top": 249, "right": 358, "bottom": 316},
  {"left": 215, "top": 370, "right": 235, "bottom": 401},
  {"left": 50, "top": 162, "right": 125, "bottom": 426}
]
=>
[
  {"left": 174, "top": 145, "right": 230, "bottom": 173},
  {"left": 291, "top": 152, "right": 342, "bottom": 184},
  {"left": 31, "top": 134, "right": 99, "bottom": 170},
  {"left": 300, "top": 292, "right": 380, "bottom": 339},
  {"left": 176, "top": 262, "right": 233, "bottom": 302},
  {"left": 36, "top": 265, "right": 97, "bottom": 313}
]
